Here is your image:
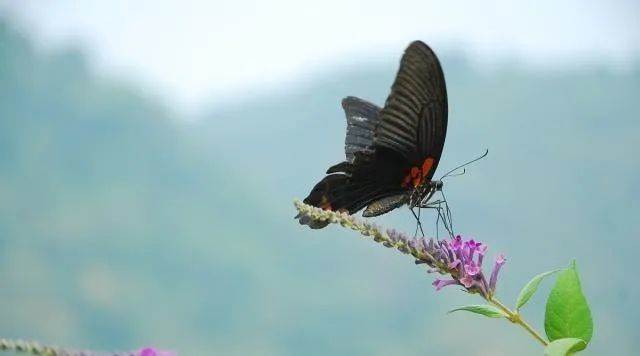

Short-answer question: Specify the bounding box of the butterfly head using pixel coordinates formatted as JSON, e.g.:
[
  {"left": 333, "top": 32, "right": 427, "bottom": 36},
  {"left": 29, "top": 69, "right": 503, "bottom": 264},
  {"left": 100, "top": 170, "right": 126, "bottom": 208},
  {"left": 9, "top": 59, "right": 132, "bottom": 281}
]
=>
[{"left": 408, "top": 179, "right": 443, "bottom": 209}]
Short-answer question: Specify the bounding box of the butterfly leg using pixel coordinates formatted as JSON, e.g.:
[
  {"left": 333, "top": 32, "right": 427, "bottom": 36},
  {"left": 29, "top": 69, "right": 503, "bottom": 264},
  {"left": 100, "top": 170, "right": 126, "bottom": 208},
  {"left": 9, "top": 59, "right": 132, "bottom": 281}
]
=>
[
  {"left": 410, "top": 207, "right": 425, "bottom": 238},
  {"left": 420, "top": 198, "right": 455, "bottom": 239},
  {"left": 428, "top": 202, "right": 445, "bottom": 240},
  {"left": 440, "top": 189, "right": 455, "bottom": 238},
  {"left": 414, "top": 201, "right": 441, "bottom": 239},
  {"left": 435, "top": 204, "right": 441, "bottom": 240}
]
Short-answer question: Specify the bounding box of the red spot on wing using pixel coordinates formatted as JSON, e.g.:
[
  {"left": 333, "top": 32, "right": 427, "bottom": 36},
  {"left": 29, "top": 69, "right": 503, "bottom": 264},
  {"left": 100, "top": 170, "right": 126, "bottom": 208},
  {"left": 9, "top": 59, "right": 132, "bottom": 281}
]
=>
[
  {"left": 410, "top": 166, "right": 421, "bottom": 187},
  {"left": 401, "top": 157, "right": 435, "bottom": 188},
  {"left": 421, "top": 158, "right": 435, "bottom": 178}
]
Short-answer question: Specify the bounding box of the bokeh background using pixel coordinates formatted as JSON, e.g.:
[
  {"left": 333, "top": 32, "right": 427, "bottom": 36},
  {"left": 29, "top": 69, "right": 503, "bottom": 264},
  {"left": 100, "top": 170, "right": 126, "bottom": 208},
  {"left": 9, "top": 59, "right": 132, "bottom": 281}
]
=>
[{"left": 1, "top": 1, "right": 638, "bottom": 355}]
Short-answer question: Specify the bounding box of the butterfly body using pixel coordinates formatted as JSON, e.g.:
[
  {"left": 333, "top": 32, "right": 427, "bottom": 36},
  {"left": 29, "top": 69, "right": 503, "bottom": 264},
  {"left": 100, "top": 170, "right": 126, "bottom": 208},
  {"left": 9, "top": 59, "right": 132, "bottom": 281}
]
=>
[{"left": 299, "top": 41, "right": 448, "bottom": 229}]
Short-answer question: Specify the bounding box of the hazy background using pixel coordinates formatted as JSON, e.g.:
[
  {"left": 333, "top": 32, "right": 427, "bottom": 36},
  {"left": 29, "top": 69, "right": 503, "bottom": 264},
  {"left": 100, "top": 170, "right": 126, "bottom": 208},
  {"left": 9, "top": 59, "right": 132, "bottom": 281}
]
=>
[{"left": 0, "top": 1, "right": 638, "bottom": 355}]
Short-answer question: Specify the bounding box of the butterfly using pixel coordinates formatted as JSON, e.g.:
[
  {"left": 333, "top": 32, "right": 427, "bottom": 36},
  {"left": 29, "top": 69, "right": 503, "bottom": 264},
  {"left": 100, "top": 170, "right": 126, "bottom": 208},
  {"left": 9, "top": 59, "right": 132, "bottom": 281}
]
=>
[{"left": 298, "top": 41, "right": 448, "bottom": 230}]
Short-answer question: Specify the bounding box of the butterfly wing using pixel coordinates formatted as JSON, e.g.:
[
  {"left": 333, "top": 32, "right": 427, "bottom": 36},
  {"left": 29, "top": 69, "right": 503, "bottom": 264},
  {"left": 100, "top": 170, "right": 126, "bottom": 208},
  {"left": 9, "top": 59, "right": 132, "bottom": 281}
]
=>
[
  {"left": 341, "top": 96, "right": 382, "bottom": 162},
  {"left": 374, "top": 40, "right": 448, "bottom": 180}
]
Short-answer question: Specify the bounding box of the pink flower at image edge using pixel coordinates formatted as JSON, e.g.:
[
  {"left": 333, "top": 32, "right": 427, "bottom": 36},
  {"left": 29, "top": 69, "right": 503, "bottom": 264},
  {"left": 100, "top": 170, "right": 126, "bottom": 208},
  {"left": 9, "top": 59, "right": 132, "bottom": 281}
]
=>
[{"left": 139, "top": 347, "right": 176, "bottom": 356}]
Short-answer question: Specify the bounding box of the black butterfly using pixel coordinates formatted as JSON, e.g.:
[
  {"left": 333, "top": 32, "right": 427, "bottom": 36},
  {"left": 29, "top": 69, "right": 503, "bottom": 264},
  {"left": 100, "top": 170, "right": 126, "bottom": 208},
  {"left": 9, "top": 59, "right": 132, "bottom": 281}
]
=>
[{"left": 298, "top": 41, "right": 448, "bottom": 229}]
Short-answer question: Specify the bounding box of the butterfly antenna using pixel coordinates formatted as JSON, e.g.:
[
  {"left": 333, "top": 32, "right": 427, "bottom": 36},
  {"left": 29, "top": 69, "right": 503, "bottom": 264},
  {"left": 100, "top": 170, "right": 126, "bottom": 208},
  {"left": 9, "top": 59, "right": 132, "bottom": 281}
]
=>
[
  {"left": 440, "top": 149, "right": 488, "bottom": 180},
  {"left": 443, "top": 168, "right": 466, "bottom": 179}
]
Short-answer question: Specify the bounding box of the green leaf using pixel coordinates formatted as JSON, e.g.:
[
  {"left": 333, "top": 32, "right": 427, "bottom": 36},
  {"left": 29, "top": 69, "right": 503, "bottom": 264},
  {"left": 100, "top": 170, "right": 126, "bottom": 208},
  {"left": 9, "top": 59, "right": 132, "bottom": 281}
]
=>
[
  {"left": 544, "top": 338, "right": 587, "bottom": 356},
  {"left": 544, "top": 261, "right": 593, "bottom": 344},
  {"left": 516, "top": 268, "right": 562, "bottom": 311},
  {"left": 448, "top": 304, "right": 507, "bottom": 318}
]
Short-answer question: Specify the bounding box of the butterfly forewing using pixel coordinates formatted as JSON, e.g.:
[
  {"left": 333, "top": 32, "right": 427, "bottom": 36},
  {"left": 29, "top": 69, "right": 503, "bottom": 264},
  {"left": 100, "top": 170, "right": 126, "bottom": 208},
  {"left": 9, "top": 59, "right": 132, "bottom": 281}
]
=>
[{"left": 375, "top": 41, "right": 448, "bottom": 177}]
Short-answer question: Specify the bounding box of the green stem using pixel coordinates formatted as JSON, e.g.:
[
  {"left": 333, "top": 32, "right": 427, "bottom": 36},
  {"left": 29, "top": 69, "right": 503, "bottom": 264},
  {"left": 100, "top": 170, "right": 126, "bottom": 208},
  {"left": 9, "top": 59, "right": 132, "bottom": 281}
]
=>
[{"left": 488, "top": 297, "right": 549, "bottom": 347}]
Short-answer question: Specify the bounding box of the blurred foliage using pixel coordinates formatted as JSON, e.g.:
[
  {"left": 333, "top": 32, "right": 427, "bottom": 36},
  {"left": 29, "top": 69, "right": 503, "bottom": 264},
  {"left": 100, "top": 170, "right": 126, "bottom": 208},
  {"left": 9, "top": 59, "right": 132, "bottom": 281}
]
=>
[
  {"left": 0, "top": 21, "right": 277, "bottom": 354},
  {"left": 0, "top": 19, "right": 638, "bottom": 356}
]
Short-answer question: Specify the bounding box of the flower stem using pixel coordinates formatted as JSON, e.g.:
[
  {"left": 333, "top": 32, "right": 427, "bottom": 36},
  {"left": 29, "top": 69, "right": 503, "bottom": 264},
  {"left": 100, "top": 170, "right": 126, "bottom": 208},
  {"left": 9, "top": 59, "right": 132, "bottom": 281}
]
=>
[
  {"left": 488, "top": 297, "right": 548, "bottom": 347},
  {"left": 0, "top": 338, "right": 56, "bottom": 355}
]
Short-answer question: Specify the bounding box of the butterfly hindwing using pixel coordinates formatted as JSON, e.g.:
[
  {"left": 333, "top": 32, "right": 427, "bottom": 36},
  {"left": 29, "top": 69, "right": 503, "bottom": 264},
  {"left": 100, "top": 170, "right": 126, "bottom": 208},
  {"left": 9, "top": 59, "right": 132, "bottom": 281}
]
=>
[
  {"left": 362, "top": 193, "right": 408, "bottom": 217},
  {"left": 342, "top": 96, "right": 382, "bottom": 162}
]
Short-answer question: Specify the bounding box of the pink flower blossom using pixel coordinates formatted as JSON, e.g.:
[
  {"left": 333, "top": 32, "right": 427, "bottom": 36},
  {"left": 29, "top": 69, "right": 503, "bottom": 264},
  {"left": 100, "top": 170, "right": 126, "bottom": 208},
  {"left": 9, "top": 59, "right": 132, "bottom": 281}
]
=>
[
  {"left": 139, "top": 347, "right": 176, "bottom": 356},
  {"left": 428, "top": 235, "right": 506, "bottom": 297}
]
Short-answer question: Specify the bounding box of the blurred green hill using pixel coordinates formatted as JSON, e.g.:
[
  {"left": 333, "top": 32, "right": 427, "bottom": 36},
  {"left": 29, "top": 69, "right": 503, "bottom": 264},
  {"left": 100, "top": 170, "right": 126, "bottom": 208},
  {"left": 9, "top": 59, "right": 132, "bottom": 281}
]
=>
[
  {"left": 0, "top": 22, "right": 283, "bottom": 353},
  {"left": 1, "top": 20, "right": 638, "bottom": 355}
]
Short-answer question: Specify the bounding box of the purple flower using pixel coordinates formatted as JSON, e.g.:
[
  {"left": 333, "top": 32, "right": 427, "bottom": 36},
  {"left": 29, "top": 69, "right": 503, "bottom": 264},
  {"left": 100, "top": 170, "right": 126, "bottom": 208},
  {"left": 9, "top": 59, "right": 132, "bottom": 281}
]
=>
[
  {"left": 465, "top": 239, "right": 482, "bottom": 260},
  {"left": 139, "top": 347, "right": 176, "bottom": 356},
  {"left": 449, "top": 235, "right": 463, "bottom": 251},
  {"left": 386, "top": 228, "right": 410, "bottom": 244},
  {"left": 489, "top": 254, "right": 506, "bottom": 293},
  {"left": 433, "top": 278, "right": 459, "bottom": 291},
  {"left": 424, "top": 235, "right": 506, "bottom": 298},
  {"left": 477, "top": 245, "right": 488, "bottom": 266},
  {"left": 415, "top": 238, "right": 428, "bottom": 254},
  {"left": 464, "top": 261, "right": 480, "bottom": 276},
  {"left": 459, "top": 275, "right": 475, "bottom": 288}
]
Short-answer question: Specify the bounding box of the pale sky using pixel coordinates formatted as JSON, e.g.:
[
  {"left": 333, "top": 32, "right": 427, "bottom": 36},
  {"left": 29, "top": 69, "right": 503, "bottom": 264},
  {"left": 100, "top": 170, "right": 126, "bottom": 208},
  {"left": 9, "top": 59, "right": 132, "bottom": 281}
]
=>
[{"left": 2, "top": 1, "right": 638, "bottom": 113}]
